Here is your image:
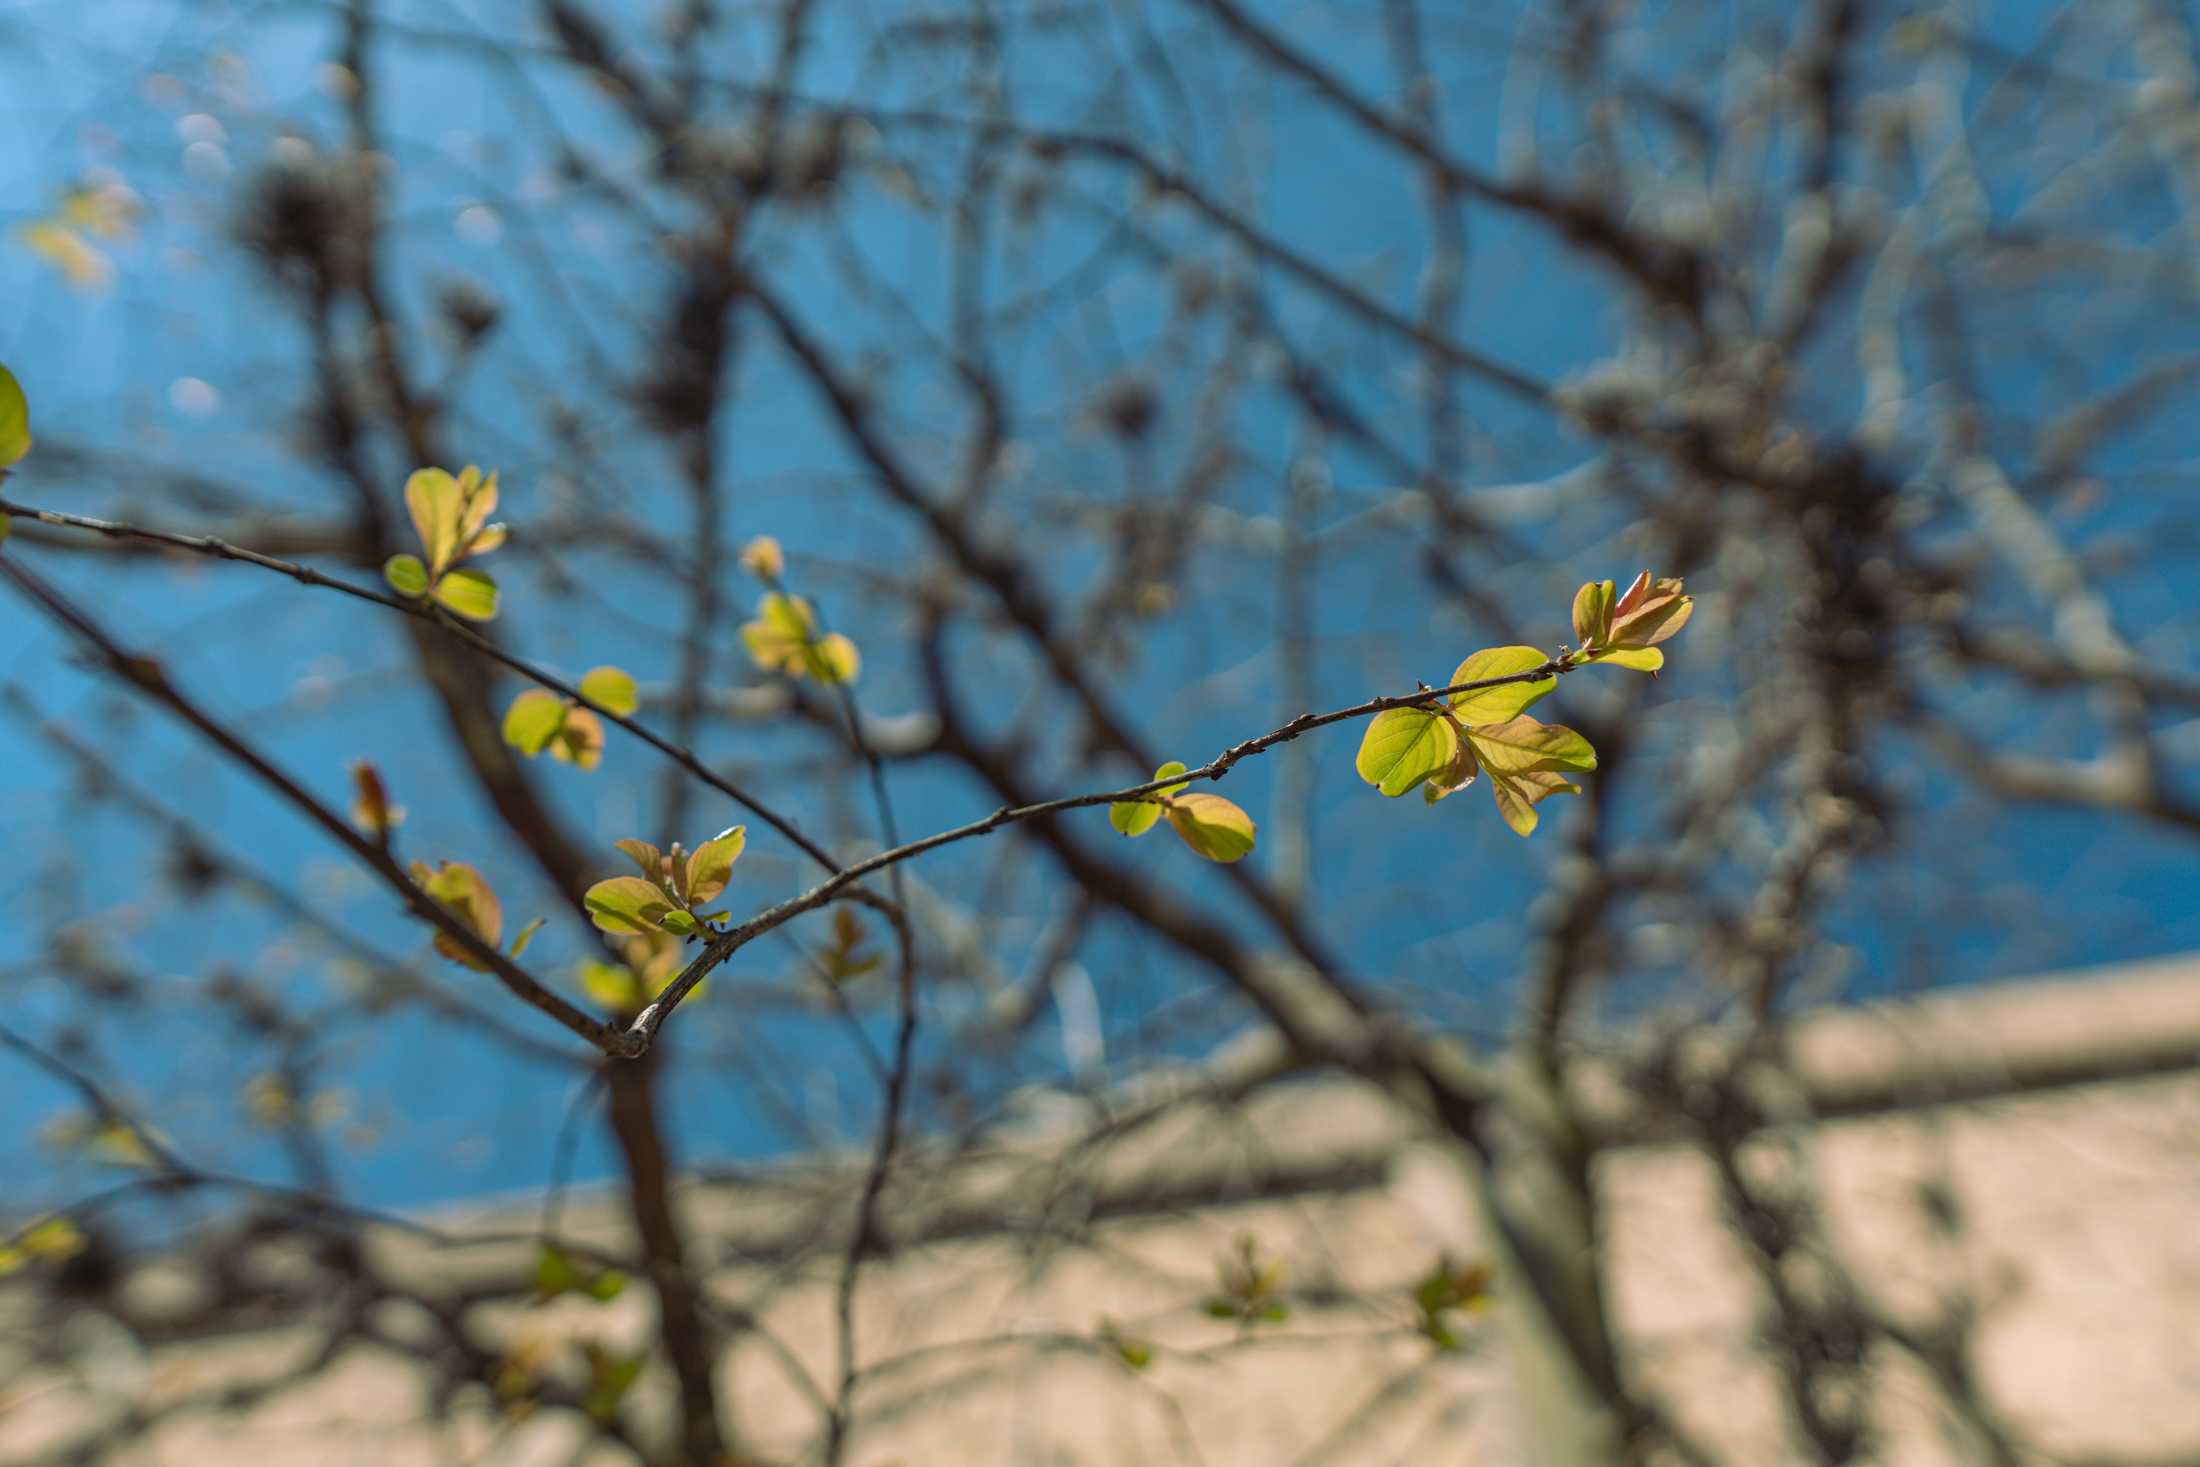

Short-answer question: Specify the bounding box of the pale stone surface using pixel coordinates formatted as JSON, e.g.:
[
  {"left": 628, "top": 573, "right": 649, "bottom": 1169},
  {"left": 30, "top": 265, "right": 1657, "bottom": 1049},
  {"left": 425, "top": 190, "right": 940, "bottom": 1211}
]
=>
[{"left": 4, "top": 959, "right": 2198, "bottom": 1465}]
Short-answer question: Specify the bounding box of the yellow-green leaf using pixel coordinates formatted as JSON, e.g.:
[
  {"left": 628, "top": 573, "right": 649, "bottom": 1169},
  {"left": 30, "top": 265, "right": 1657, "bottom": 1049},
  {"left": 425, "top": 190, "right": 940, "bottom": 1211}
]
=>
[
  {"left": 383, "top": 553, "right": 428, "bottom": 598},
  {"left": 1487, "top": 766, "right": 1581, "bottom": 837},
  {"left": 431, "top": 566, "right": 499, "bottom": 621},
  {"left": 550, "top": 707, "right": 605, "bottom": 769},
  {"left": 580, "top": 959, "right": 641, "bottom": 1011},
  {"left": 739, "top": 535, "right": 784, "bottom": 579},
  {"left": 1446, "top": 647, "right": 1556, "bottom": 723},
  {"left": 1166, "top": 792, "right": 1257, "bottom": 862},
  {"left": 0, "top": 363, "right": 31, "bottom": 467},
  {"left": 502, "top": 689, "right": 568, "bottom": 756},
  {"left": 806, "top": 631, "right": 861, "bottom": 685},
  {"left": 508, "top": 917, "right": 545, "bottom": 958},
  {"left": 1464, "top": 715, "right": 1597, "bottom": 774},
  {"left": 685, "top": 825, "right": 746, "bottom": 904},
  {"left": 1421, "top": 737, "right": 1480, "bottom": 805},
  {"left": 614, "top": 839, "right": 666, "bottom": 880},
  {"left": 452, "top": 466, "right": 499, "bottom": 548},
  {"left": 585, "top": 876, "right": 675, "bottom": 936},
  {"left": 578, "top": 665, "right": 638, "bottom": 716},
  {"left": 404, "top": 467, "right": 464, "bottom": 572},
  {"left": 1356, "top": 707, "right": 1460, "bottom": 798},
  {"left": 1111, "top": 761, "right": 1188, "bottom": 836},
  {"left": 1582, "top": 645, "right": 1664, "bottom": 672},
  {"left": 413, "top": 860, "right": 503, "bottom": 969},
  {"left": 534, "top": 1244, "right": 580, "bottom": 1298},
  {"left": 1572, "top": 579, "right": 1614, "bottom": 648}
]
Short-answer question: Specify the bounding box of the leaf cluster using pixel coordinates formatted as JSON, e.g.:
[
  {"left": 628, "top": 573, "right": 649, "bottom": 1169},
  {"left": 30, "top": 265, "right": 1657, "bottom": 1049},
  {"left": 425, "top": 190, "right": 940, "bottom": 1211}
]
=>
[{"left": 383, "top": 466, "right": 509, "bottom": 621}]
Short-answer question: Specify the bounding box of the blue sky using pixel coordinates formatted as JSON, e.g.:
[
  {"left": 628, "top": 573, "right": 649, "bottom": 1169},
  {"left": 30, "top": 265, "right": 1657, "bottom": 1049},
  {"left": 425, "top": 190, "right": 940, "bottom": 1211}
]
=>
[{"left": 3, "top": 0, "right": 2197, "bottom": 1214}]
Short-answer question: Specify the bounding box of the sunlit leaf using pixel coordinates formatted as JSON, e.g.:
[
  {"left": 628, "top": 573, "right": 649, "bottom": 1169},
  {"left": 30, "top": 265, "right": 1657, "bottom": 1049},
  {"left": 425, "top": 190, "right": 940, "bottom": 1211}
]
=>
[
  {"left": 1572, "top": 579, "right": 1615, "bottom": 648},
  {"left": 1581, "top": 645, "right": 1663, "bottom": 672},
  {"left": 806, "top": 631, "right": 861, "bottom": 684},
  {"left": 549, "top": 707, "right": 604, "bottom": 769},
  {"left": 582, "top": 1344, "right": 645, "bottom": 1423},
  {"left": 685, "top": 825, "right": 746, "bottom": 903},
  {"left": 508, "top": 917, "right": 545, "bottom": 958},
  {"left": 1421, "top": 737, "right": 1480, "bottom": 805},
  {"left": 502, "top": 689, "right": 568, "bottom": 756},
  {"left": 584, "top": 876, "right": 675, "bottom": 936},
  {"left": 1111, "top": 760, "right": 1189, "bottom": 836},
  {"left": 1606, "top": 572, "right": 1692, "bottom": 649},
  {"left": 739, "top": 535, "right": 784, "bottom": 579},
  {"left": 1356, "top": 706, "right": 1459, "bottom": 798},
  {"left": 1446, "top": 646, "right": 1555, "bottom": 723},
  {"left": 0, "top": 363, "right": 31, "bottom": 467},
  {"left": 614, "top": 839, "right": 666, "bottom": 881},
  {"left": 578, "top": 665, "right": 638, "bottom": 717},
  {"left": 1486, "top": 766, "right": 1582, "bottom": 837},
  {"left": 413, "top": 860, "right": 503, "bottom": 969},
  {"left": 580, "top": 959, "right": 640, "bottom": 1011},
  {"left": 404, "top": 467, "right": 463, "bottom": 572},
  {"left": 1166, "top": 792, "right": 1257, "bottom": 862},
  {"left": 742, "top": 592, "right": 857, "bottom": 683},
  {"left": 533, "top": 1244, "right": 579, "bottom": 1298},
  {"left": 659, "top": 908, "right": 699, "bottom": 936},
  {"left": 382, "top": 553, "right": 428, "bottom": 598},
  {"left": 1463, "top": 715, "right": 1597, "bottom": 774},
  {"left": 431, "top": 566, "right": 499, "bottom": 621},
  {"left": 453, "top": 466, "right": 499, "bottom": 547}
]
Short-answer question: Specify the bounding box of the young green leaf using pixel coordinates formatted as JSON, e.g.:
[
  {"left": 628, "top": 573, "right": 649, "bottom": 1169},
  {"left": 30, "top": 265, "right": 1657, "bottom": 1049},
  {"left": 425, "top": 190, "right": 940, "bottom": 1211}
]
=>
[
  {"left": 1166, "top": 792, "right": 1257, "bottom": 862},
  {"left": 582, "top": 1344, "right": 645, "bottom": 1423},
  {"left": 1463, "top": 714, "right": 1597, "bottom": 773},
  {"left": 1110, "top": 761, "right": 1189, "bottom": 837},
  {"left": 1572, "top": 579, "right": 1615, "bottom": 648},
  {"left": 1356, "top": 706, "right": 1460, "bottom": 798},
  {"left": 534, "top": 1244, "right": 580, "bottom": 1298},
  {"left": 0, "top": 363, "right": 32, "bottom": 467},
  {"left": 1486, "top": 766, "right": 1582, "bottom": 837},
  {"left": 1580, "top": 645, "right": 1665, "bottom": 672},
  {"left": 1446, "top": 646, "right": 1556, "bottom": 723},
  {"left": 806, "top": 631, "right": 861, "bottom": 685},
  {"left": 549, "top": 708, "right": 604, "bottom": 769},
  {"left": 1420, "top": 738, "right": 1480, "bottom": 805},
  {"left": 382, "top": 553, "right": 428, "bottom": 598},
  {"left": 584, "top": 876, "right": 676, "bottom": 936},
  {"left": 578, "top": 665, "right": 639, "bottom": 716},
  {"left": 508, "top": 917, "right": 545, "bottom": 958},
  {"left": 580, "top": 959, "right": 639, "bottom": 1011},
  {"left": 1601, "top": 573, "right": 1693, "bottom": 653},
  {"left": 412, "top": 861, "right": 503, "bottom": 969},
  {"left": 742, "top": 592, "right": 861, "bottom": 684},
  {"left": 452, "top": 466, "right": 499, "bottom": 549},
  {"left": 404, "top": 468, "right": 464, "bottom": 573},
  {"left": 502, "top": 689, "right": 568, "bottom": 756},
  {"left": 739, "top": 535, "right": 785, "bottom": 580},
  {"left": 430, "top": 566, "right": 499, "bottom": 621},
  {"left": 614, "top": 839, "right": 666, "bottom": 880},
  {"left": 685, "top": 825, "right": 746, "bottom": 903}
]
